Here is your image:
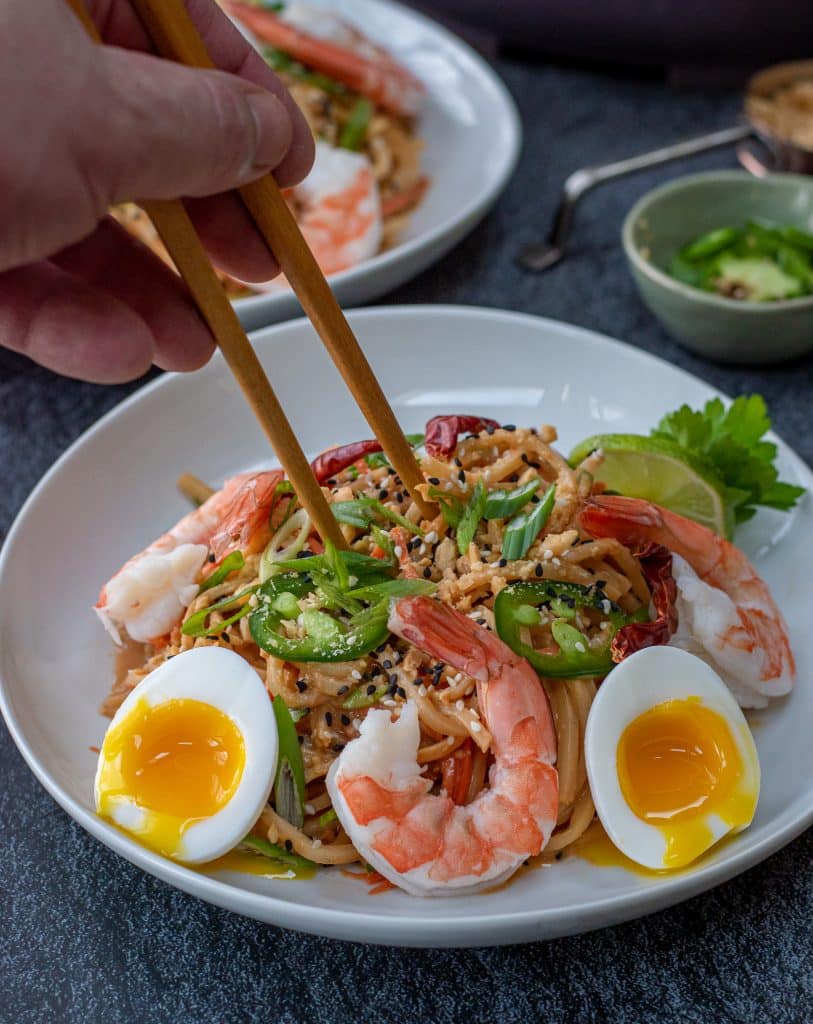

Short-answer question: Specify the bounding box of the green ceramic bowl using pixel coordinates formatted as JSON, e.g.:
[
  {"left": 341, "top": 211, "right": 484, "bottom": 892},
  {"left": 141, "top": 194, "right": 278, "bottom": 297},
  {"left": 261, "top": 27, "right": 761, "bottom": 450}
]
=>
[{"left": 622, "top": 171, "right": 813, "bottom": 364}]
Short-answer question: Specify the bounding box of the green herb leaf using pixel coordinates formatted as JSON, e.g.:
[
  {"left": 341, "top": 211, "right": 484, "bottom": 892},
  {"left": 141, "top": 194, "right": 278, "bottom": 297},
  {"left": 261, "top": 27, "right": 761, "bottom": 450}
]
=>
[
  {"left": 241, "top": 834, "right": 314, "bottom": 871},
  {"left": 653, "top": 395, "right": 805, "bottom": 523},
  {"left": 198, "top": 550, "right": 245, "bottom": 594},
  {"left": 456, "top": 481, "right": 487, "bottom": 555}
]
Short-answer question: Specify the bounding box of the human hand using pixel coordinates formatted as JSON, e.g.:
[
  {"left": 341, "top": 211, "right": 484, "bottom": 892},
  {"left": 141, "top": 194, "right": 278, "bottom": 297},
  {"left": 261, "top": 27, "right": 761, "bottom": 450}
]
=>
[{"left": 0, "top": 0, "right": 314, "bottom": 382}]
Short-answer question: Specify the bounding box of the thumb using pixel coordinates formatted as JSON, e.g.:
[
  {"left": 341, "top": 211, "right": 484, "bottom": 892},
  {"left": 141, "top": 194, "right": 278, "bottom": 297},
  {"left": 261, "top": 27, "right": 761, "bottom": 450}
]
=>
[{"left": 81, "top": 46, "right": 294, "bottom": 203}]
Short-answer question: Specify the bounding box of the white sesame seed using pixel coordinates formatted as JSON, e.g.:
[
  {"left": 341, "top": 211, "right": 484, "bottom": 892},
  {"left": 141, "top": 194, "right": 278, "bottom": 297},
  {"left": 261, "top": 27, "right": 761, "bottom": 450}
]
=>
[
  {"left": 455, "top": 699, "right": 465, "bottom": 711},
  {"left": 602, "top": 599, "right": 612, "bottom": 614},
  {"left": 312, "top": 838, "right": 322, "bottom": 848},
  {"left": 418, "top": 684, "right": 427, "bottom": 697},
  {"left": 444, "top": 481, "right": 453, "bottom": 491},
  {"left": 552, "top": 557, "right": 561, "bottom": 566},
  {"left": 543, "top": 549, "right": 553, "bottom": 560},
  {"left": 424, "top": 530, "right": 438, "bottom": 544},
  {"left": 470, "top": 721, "right": 482, "bottom": 733},
  {"left": 419, "top": 545, "right": 427, "bottom": 555},
  {"left": 574, "top": 641, "right": 586, "bottom": 653},
  {"left": 446, "top": 736, "right": 455, "bottom": 745},
  {"left": 350, "top": 669, "right": 362, "bottom": 680},
  {"left": 600, "top": 620, "right": 610, "bottom": 630},
  {"left": 304, "top": 803, "right": 315, "bottom": 815},
  {"left": 393, "top": 545, "right": 403, "bottom": 558}
]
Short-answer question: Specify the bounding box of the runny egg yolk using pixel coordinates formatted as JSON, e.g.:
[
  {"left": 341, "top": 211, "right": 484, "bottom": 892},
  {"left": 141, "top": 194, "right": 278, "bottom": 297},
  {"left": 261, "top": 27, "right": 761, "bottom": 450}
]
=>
[
  {"left": 97, "top": 698, "right": 245, "bottom": 858},
  {"left": 617, "top": 697, "right": 754, "bottom": 869}
]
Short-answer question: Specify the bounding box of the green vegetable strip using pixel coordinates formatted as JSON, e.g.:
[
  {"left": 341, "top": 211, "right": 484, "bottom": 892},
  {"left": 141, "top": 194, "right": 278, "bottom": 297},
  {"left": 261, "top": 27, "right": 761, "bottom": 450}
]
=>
[
  {"left": 501, "top": 484, "right": 556, "bottom": 560},
  {"left": 241, "top": 834, "right": 313, "bottom": 870},
  {"left": 428, "top": 487, "right": 464, "bottom": 528},
  {"left": 483, "top": 474, "right": 541, "bottom": 519},
  {"left": 331, "top": 497, "right": 423, "bottom": 535},
  {"left": 342, "top": 681, "right": 389, "bottom": 709},
  {"left": 197, "top": 550, "right": 245, "bottom": 594},
  {"left": 181, "top": 584, "right": 259, "bottom": 637},
  {"left": 456, "top": 481, "right": 487, "bottom": 555},
  {"left": 317, "top": 809, "right": 338, "bottom": 827},
  {"left": 346, "top": 578, "right": 436, "bottom": 600},
  {"left": 365, "top": 434, "right": 424, "bottom": 468},
  {"left": 339, "top": 98, "right": 374, "bottom": 150},
  {"left": 682, "top": 226, "right": 742, "bottom": 261},
  {"left": 272, "top": 696, "right": 306, "bottom": 829}
]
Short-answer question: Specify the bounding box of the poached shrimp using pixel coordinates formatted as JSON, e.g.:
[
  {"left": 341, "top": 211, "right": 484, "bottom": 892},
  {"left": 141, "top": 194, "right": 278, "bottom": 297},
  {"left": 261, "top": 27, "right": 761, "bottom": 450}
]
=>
[
  {"left": 286, "top": 140, "right": 382, "bottom": 277},
  {"left": 223, "top": 1, "right": 426, "bottom": 117},
  {"left": 326, "top": 596, "right": 558, "bottom": 896},
  {"left": 96, "top": 470, "right": 281, "bottom": 645},
  {"left": 580, "top": 495, "right": 795, "bottom": 707}
]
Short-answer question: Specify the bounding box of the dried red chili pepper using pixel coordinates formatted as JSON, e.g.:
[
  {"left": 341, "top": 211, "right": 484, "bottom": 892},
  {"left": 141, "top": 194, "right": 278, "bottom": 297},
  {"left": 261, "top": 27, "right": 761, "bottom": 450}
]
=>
[
  {"left": 611, "top": 543, "right": 678, "bottom": 662},
  {"left": 310, "top": 440, "right": 383, "bottom": 483},
  {"left": 424, "top": 415, "right": 501, "bottom": 460}
]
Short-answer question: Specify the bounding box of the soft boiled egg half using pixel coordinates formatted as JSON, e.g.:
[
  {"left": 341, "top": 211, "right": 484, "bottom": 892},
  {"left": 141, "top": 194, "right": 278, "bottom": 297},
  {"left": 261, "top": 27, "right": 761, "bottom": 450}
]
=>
[
  {"left": 95, "top": 647, "right": 277, "bottom": 864},
  {"left": 585, "top": 646, "right": 760, "bottom": 871}
]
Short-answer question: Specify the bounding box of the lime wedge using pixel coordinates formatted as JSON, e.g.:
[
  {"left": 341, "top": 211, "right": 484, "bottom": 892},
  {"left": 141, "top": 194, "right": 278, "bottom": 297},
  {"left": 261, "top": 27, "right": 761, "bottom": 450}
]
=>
[{"left": 568, "top": 433, "right": 729, "bottom": 537}]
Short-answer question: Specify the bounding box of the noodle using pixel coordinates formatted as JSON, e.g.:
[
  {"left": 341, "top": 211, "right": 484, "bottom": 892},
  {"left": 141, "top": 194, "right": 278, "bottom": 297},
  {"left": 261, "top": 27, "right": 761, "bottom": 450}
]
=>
[{"left": 105, "top": 422, "right": 654, "bottom": 873}]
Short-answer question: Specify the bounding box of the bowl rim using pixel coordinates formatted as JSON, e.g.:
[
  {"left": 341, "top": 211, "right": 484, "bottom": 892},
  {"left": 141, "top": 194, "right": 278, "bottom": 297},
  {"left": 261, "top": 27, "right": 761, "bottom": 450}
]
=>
[{"left": 621, "top": 170, "right": 813, "bottom": 314}]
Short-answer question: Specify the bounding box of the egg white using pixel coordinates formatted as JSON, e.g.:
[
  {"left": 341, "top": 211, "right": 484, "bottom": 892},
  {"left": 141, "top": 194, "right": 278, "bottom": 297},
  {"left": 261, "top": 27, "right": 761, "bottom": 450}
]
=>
[
  {"left": 584, "top": 646, "right": 760, "bottom": 871},
  {"left": 94, "top": 646, "right": 278, "bottom": 864}
]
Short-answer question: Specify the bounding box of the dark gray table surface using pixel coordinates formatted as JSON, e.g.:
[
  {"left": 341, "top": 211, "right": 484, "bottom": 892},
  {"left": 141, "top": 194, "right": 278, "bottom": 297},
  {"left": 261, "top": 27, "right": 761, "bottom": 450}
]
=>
[{"left": 2, "top": 52, "right": 812, "bottom": 1024}]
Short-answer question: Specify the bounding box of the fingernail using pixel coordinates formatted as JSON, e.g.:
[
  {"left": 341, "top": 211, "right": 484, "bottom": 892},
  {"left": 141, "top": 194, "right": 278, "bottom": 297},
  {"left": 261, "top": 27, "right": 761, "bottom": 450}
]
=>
[{"left": 246, "top": 91, "right": 292, "bottom": 171}]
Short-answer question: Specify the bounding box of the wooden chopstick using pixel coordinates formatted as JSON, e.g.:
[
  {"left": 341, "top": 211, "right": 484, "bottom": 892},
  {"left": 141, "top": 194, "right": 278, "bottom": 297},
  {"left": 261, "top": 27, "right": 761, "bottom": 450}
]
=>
[
  {"left": 127, "top": 0, "right": 434, "bottom": 521},
  {"left": 66, "top": 0, "right": 348, "bottom": 551}
]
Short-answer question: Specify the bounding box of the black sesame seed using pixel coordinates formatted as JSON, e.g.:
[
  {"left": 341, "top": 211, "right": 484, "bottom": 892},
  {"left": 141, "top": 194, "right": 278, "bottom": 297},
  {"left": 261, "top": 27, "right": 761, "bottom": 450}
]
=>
[
  {"left": 220, "top": 633, "right": 231, "bottom": 643},
  {"left": 295, "top": 679, "right": 308, "bottom": 693},
  {"left": 285, "top": 840, "right": 293, "bottom": 851},
  {"left": 297, "top": 735, "right": 305, "bottom": 744},
  {"left": 428, "top": 476, "right": 440, "bottom": 485},
  {"left": 508, "top": 473, "right": 519, "bottom": 483},
  {"left": 327, "top": 478, "right": 337, "bottom": 486},
  {"left": 423, "top": 566, "right": 432, "bottom": 579},
  {"left": 535, "top": 563, "right": 544, "bottom": 577},
  {"left": 370, "top": 665, "right": 382, "bottom": 678},
  {"left": 476, "top": 617, "right": 487, "bottom": 626},
  {"left": 325, "top": 711, "right": 333, "bottom": 726},
  {"left": 396, "top": 686, "right": 407, "bottom": 700},
  {"left": 341, "top": 714, "right": 351, "bottom": 726},
  {"left": 388, "top": 673, "right": 399, "bottom": 686},
  {"left": 382, "top": 659, "right": 392, "bottom": 670},
  {"left": 296, "top": 549, "right": 311, "bottom": 559},
  {"left": 531, "top": 495, "right": 540, "bottom": 504},
  {"left": 331, "top": 742, "right": 345, "bottom": 752},
  {"left": 555, "top": 851, "right": 563, "bottom": 861},
  {"left": 395, "top": 492, "right": 404, "bottom": 503},
  {"left": 337, "top": 685, "right": 349, "bottom": 695},
  {"left": 499, "top": 558, "right": 507, "bottom": 568},
  {"left": 458, "top": 469, "right": 466, "bottom": 483},
  {"left": 208, "top": 553, "right": 216, "bottom": 563},
  {"left": 378, "top": 489, "right": 389, "bottom": 500},
  {"left": 367, "top": 683, "right": 377, "bottom": 695},
  {"left": 453, "top": 457, "right": 462, "bottom": 467},
  {"left": 521, "top": 453, "right": 530, "bottom": 464}
]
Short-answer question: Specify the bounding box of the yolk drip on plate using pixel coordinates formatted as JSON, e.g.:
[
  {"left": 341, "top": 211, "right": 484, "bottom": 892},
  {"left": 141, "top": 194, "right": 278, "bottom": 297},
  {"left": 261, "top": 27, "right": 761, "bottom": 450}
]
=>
[
  {"left": 616, "top": 697, "right": 755, "bottom": 869},
  {"left": 97, "top": 698, "right": 245, "bottom": 857}
]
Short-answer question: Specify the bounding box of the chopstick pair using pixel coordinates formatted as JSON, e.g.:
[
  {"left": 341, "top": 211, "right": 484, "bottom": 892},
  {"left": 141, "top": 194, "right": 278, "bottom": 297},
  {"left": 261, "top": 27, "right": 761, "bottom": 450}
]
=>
[{"left": 65, "top": 0, "right": 433, "bottom": 549}]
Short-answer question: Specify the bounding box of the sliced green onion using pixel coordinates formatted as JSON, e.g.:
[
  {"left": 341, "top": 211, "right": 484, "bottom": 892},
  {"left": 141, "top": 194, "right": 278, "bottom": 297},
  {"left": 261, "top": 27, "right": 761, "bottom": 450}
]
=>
[
  {"left": 274, "top": 479, "right": 295, "bottom": 496},
  {"left": 331, "top": 497, "right": 423, "bottom": 535},
  {"left": 501, "top": 483, "right": 556, "bottom": 561},
  {"left": 682, "top": 226, "right": 741, "bottom": 261},
  {"left": 347, "top": 577, "right": 436, "bottom": 600},
  {"left": 181, "top": 585, "right": 258, "bottom": 637},
  {"left": 342, "top": 681, "right": 389, "bottom": 709},
  {"left": 259, "top": 507, "right": 311, "bottom": 583},
  {"left": 274, "top": 549, "right": 394, "bottom": 583},
  {"left": 241, "top": 834, "right": 313, "bottom": 870},
  {"left": 456, "top": 480, "right": 487, "bottom": 555},
  {"left": 272, "top": 696, "right": 306, "bottom": 828},
  {"left": 198, "top": 550, "right": 245, "bottom": 594},
  {"left": 323, "top": 540, "right": 350, "bottom": 591},
  {"left": 370, "top": 524, "right": 394, "bottom": 560},
  {"left": 483, "top": 474, "right": 541, "bottom": 520},
  {"left": 428, "top": 487, "right": 464, "bottom": 528},
  {"left": 339, "top": 98, "right": 374, "bottom": 150},
  {"left": 317, "top": 808, "right": 338, "bottom": 827}
]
